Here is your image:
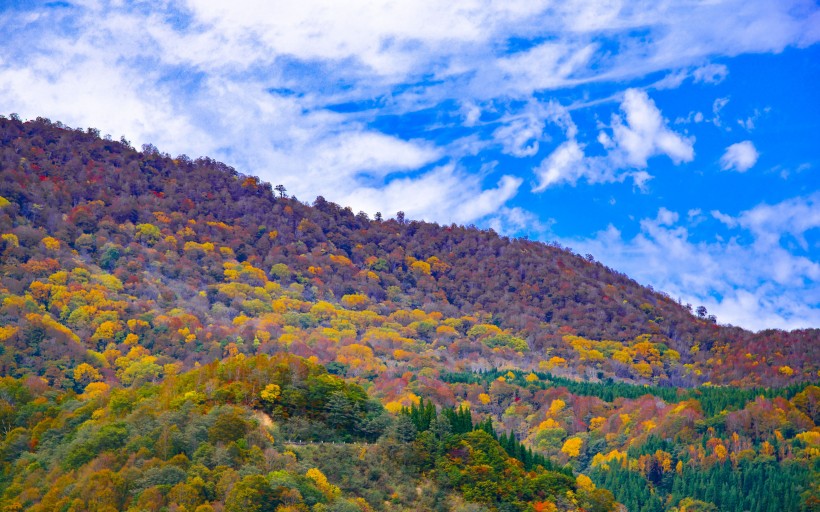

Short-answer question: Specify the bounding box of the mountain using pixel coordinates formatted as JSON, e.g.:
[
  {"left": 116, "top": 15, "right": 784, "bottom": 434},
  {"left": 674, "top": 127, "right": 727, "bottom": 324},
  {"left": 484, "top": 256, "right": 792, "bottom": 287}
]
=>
[{"left": 0, "top": 115, "right": 817, "bottom": 511}]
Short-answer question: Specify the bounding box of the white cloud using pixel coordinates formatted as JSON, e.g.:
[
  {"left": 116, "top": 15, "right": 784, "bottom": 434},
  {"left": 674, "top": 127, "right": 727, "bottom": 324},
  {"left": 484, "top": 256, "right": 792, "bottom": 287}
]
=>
[
  {"left": 737, "top": 107, "right": 770, "bottom": 131},
  {"left": 182, "top": 0, "right": 814, "bottom": 99},
  {"left": 492, "top": 105, "right": 546, "bottom": 157},
  {"left": 461, "top": 101, "right": 482, "bottom": 127},
  {"left": 488, "top": 206, "right": 549, "bottom": 235},
  {"left": 692, "top": 63, "right": 729, "bottom": 84},
  {"left": 652, "top": 70, "right": 689, "bottom": 90},
  {"left": 737, "top": 192, "right": 820, "bottom": 251},
  {"left": 0, "top": 37, "right": 209, "bottom": 157},
  {"left": 609, "top": 89, "right": 695, "bottom": 167},
  {"left": 180, "top": 0, "right": 489, "bottom": 77},
  {"left": 301, "top": 132, "right": 441, "bottom": 183},
  {"left": 533, "top": 89, "right": 693, "bottom": 190},
  {"left": 711, "top": 210, "right": 739, "bottom": 228},
  {"left": 564, "top": 194, "right": 820, "bottom": 330},
  {"left": 711, "top": 97, "right": 730, "bottom": 127},
  {"left": 737, "top": 118, "right": 755, "bottom": 130},
  {"left": 655, "top": 63, "right": 728, "bottom": 90},
  {"left": 675, "top": 111, "right": 705, "bottom": 125},
  {"left": 3, "top": 1, "right": 816, "bottom": 122},
  {"left": 485, "top": 41, "right": 598, "bottom": 96},
  {"left": 533, "top": 140, "right": 586, "bottom": 190},
  {"left": 342, "top": 164, "right": 522, "bottom": 225},
  {"left": 656, "top": 207, "right": 679, "bottom": 226},
  {"left": 721, "top": 141, "right": 759, "bottom": 172}
]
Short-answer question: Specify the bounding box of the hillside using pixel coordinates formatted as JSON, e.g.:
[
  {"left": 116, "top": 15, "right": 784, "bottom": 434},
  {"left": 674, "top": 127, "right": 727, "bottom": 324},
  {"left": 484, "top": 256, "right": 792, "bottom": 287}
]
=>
[
  {"left": 0, "top": 115, "right": 818, "bottom": 512},
  {"left": 1, "top": 116, "right": 816, "bottom": 387}
]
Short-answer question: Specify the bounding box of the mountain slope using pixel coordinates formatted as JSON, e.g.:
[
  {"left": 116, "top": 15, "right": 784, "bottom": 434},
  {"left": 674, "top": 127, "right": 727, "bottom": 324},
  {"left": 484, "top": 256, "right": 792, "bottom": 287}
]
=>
[
  {"left": 0, "top": 115, "right": 818, "bottom": 512},
  {"left": 0, "top": 116, "right": 816, "bottom": 387}
]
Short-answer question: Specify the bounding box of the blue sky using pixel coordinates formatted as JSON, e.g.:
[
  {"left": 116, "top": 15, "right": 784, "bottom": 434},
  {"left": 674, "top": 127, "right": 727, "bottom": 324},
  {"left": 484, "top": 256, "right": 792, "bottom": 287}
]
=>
[{"left": 1, "top": 0, "right": 818, "bottom": 331}]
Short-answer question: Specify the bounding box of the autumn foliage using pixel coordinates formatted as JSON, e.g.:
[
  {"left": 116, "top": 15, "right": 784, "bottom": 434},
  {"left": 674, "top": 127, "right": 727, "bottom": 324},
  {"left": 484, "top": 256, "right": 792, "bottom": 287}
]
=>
[{"left": 0, "top": 116, "right": 817, "bottom": 511}]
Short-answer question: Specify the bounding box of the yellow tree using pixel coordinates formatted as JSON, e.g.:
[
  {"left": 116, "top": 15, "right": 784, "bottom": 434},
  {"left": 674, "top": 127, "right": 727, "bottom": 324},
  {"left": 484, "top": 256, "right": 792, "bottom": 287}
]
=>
[
  {"left": 73, "top": 363, "right": 102, "bottom": 387},
  {"left": 260, "top": 384, "right": 281, "bottom": 406},
  {"left": 561, "top": 437, "right": 583, "bottom": 458}
]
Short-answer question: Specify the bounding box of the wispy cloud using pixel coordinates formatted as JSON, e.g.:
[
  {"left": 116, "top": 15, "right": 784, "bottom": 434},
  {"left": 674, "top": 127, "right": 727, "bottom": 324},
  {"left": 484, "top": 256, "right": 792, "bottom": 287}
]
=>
[
  {"left": 693, "top": 64, "right": 729, "bottom": 84},
  {"left": 491, "top": 102, "right": 547, "bottom": 158}
]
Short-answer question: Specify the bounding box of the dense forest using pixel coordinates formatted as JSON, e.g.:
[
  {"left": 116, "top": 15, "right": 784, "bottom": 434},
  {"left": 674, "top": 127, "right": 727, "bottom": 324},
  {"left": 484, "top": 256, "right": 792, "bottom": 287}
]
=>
[{"left": 0, "top": 115, "right": 817, "bottom": 511}]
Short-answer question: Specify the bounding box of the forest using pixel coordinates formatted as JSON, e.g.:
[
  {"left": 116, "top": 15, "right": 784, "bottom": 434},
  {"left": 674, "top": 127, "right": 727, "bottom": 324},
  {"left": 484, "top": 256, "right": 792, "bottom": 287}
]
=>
[{"left": 0, "top": 115, "right": 817, "bottom": 511}]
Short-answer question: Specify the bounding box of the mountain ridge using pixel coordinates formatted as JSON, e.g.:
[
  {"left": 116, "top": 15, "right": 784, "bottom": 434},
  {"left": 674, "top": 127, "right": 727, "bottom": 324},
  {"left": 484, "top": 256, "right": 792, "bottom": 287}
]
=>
[{"left": 1, "top": 115, "right": 816, "bottom": 388}]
